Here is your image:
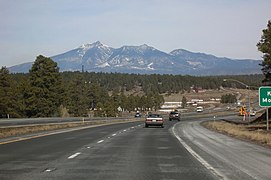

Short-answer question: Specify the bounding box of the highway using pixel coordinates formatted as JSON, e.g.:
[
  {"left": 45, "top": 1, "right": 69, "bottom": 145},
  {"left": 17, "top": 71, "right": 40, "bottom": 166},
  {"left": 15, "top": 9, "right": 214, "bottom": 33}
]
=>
[
  {"left": 0, "top": 117, "right": 132, "bottom": 127},
  {"left": 0, "top": 116, "right": 270, "bottom": 180}
]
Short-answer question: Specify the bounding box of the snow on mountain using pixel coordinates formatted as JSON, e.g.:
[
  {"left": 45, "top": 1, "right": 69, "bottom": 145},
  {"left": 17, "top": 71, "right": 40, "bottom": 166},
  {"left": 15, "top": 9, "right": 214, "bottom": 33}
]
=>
[{"left": 8, "top": 41, "right": 262, "bottom": 75}]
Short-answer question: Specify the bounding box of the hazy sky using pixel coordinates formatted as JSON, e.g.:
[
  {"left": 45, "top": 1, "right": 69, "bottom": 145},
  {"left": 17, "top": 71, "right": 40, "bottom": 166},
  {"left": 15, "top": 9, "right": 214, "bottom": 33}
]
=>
[{"left": 1, "top": 0, "right": 270, "bottom": 67}]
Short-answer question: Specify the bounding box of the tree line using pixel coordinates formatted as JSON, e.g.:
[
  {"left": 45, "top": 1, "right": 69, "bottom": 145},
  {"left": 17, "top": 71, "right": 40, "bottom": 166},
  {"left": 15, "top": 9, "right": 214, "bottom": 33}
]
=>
[
  {"left": 0, "top": 57, "right": 263, "bottom": 118},
  {"left": 0, "top": 56, "right": 164, "bottom": 118}
]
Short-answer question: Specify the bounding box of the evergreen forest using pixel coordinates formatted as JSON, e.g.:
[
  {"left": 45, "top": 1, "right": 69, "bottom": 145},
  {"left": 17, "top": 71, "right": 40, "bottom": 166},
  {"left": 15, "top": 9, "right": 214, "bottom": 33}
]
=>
[{"left": 0, "top": 55, "right": 264, "bottom": 118}]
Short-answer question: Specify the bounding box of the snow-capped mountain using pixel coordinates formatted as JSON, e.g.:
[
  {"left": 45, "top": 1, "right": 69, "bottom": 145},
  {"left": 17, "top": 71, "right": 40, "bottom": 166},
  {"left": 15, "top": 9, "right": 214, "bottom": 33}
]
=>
[
  {"left": 52, "top": 41, "right": 114, "bottom": 71},
  {"left": 9, "top": 41, "right": 262, "bottom": 75}
]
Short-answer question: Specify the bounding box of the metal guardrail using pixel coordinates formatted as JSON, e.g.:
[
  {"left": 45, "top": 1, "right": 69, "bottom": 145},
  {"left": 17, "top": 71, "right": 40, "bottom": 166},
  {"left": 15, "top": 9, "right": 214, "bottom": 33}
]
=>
[{"left": 0, "top": 116, "right": 137, "bottom": 128}]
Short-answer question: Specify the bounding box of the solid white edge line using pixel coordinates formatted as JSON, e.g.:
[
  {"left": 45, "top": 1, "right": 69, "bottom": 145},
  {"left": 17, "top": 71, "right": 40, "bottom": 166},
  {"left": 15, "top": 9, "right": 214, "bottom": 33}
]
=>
[
  {"left": 172, "top": 124, "right": 226, "bottom": 180},
  {"left": 68, "top": 152, "right": 81, "bottom": 159}
]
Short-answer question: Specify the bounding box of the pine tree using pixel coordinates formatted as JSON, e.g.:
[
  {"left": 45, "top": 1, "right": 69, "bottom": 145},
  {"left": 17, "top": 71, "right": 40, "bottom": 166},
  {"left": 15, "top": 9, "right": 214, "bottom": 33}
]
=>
[
  {"left": 65, "top": 74, "right": 89, "bottom": 116},
  {"left": 181, "top": 96, "right": 187, "bottom": 108},
  {"left": 26, "top": 55, "right": 63, "bottom": 117},
  {"left": 257, "top": 20, "right": 271, "bottom": 85},
  {"left": 0, "top": 67, "right": 18, "bottom": 118}
]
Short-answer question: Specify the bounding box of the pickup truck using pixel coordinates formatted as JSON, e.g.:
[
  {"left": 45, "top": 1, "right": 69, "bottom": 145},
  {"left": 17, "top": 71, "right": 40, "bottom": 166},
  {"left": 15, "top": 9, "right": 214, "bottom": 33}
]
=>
[{"left": 145, "top": 114, "right": 164, "bottom": 128}]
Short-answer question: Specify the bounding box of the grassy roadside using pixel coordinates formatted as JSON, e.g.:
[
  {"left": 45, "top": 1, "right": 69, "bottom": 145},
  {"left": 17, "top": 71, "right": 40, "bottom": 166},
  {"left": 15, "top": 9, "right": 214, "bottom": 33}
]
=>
[
  {"left": 202, "top": 120, "right": 271, "bottom": 148},
  {"left": 0, "top": 119, "right": 142, "bottom": 139}
]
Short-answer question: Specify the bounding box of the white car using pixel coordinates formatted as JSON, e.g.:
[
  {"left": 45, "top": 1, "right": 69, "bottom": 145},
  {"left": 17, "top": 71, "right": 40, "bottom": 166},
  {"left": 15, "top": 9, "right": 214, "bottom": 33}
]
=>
[
  {"left": 196, "top": 106, "right": 203, "bottom": 112},
  {"left": 145, "top": 114, "right": 164, "bottom": 128},
  {"left": 249, "top": 110, "right": 256, "bottom": 116}
]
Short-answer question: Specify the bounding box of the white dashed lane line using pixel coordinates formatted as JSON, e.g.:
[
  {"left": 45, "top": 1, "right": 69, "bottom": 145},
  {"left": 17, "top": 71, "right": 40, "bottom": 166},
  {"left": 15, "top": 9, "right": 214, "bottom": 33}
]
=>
[
  {"left": 97, "top": 140, "right": 104, "bottom": 144},
  {"left": 68, "top": 152, "right": 81, "bottom": 159},
  {"left": 66, "top": 125, "right": 140, "bottom": 161}
]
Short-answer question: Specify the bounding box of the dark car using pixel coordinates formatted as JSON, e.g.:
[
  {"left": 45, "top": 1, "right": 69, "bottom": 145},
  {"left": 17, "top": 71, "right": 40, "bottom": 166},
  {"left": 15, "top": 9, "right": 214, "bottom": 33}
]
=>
[
  {"left": 145, "top": 114, "right": 164, "bottom": 128},
  {"left": 135, "top": 112, "right": 141, "bottom": 118},
  {"left": 169, "top": 111, "right": 180, "bottom": 121}
]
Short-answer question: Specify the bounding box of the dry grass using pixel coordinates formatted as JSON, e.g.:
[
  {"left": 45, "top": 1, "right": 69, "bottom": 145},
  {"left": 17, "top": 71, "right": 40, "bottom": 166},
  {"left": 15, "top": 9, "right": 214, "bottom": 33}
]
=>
[
  {"left": 0, "top": 119, "right": 141, "bottom": 139},
  {"left": 203, "top": 120, "right": 271, "bottom": 147},
  {"left": 0, "top": 123, "right": 81, "bottom": 138}
]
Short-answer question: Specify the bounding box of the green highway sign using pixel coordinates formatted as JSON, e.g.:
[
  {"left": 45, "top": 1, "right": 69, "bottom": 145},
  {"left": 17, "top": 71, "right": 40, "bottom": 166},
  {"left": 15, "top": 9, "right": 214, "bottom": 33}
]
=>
[{"left": 259, "top": 87, "right": 271, "bottom": 107}]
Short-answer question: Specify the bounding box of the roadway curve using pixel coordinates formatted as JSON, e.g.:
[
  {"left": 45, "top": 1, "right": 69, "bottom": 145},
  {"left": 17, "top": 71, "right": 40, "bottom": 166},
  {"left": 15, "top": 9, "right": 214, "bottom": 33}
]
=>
[
  {"left": 172, "top": 119, "right": 271, "bottom": 180},
  {"left": 0, "top": 116, "right": 270, "bottom": 179}
]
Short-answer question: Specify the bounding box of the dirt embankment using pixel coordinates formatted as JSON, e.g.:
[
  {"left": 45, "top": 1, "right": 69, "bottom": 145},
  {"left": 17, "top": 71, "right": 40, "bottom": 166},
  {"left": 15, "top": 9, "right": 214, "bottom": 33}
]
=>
[{"left": 202, "top": 120, "right": 271, "bottom": 148}]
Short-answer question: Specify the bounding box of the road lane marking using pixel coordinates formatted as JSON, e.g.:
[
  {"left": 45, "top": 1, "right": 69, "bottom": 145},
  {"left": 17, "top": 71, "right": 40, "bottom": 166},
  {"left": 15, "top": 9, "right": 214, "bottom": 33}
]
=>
[
  {"left": 68, "top": 152, "right": 81, "bottom": 159},
  {"left": 97, "top": 140, "right": 104, "bottom": 143},
  {"left": 0, "top": 121, "right": 141, "bottom": 145},
  {"left": 112, "top": 133, "right": 117, "bottom": 136},
  {"left": 157, "top": 147, "right": 170, "bottom": 150},
  {"left": 43, "top": 167, "right": 57, "bottom": 173},
  {"left": 172, "top": 124, "right": 226, "bottom": 180}
]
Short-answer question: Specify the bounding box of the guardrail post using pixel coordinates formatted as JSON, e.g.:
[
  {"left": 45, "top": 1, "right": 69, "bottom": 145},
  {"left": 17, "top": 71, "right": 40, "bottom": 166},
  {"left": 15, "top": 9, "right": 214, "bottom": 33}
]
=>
[
  {"left": 213, "top": 116, "right": 216, "bottom": 129},
  {"left": 267, "top": 108, "right": 269, "bottom": 131}
]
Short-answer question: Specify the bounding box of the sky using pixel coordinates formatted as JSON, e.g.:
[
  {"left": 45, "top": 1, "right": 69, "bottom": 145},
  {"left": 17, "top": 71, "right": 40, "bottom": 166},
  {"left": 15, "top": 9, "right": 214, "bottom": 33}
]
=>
[{"left": 0, "top": 0, "right": 270, "bottom": 67}]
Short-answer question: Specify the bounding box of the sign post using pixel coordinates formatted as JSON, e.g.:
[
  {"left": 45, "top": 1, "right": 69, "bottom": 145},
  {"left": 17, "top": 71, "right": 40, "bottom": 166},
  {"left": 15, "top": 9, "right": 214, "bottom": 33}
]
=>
[
  {"left": 267, "top": 108, "right": 269, "bottom": 131},
  {"left": 259, "top": 87, "right": 271, "bottom": 130}
]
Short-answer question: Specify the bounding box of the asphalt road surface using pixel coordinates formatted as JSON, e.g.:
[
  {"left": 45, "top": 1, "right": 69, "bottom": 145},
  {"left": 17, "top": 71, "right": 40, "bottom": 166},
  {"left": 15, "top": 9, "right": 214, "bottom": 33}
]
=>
[
  {"left": 0, "top": 120, "right": 216, "bottom": 180},
  {"left": 173, "top": 119, "right": 271, "bottom": 180},
  {"left": 0, "top": 117, "right": 270, "bottom": 180}
]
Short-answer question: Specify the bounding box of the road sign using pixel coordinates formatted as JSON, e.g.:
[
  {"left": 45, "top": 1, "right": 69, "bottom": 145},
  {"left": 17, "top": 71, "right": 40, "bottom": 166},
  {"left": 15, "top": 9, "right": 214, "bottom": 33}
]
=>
[{"left": 259, "top": 87, "right": 271, "bottom": 107}]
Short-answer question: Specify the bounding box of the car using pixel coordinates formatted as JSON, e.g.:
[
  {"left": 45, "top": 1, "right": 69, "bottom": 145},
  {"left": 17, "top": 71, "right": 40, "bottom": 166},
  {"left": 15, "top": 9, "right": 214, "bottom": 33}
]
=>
[
  {"left": 169, "top": 111, "right": 180, "bottom": 121},
  {"left": 145, "top": 114, "right": 164, "bottom": 128},
  {"left": 196, "top": 106, "right": 203, "bottom": 112},
  {"left": 135, "top": 112, "right": 141, "bottom": 118},
  {"left": 249, "top": 110, "right": 256, "bottom": 116}
]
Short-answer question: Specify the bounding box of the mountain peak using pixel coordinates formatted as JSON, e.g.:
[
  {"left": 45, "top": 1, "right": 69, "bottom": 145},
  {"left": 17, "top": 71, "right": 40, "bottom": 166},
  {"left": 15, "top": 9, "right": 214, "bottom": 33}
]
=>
[
  {"left": 92, "top": 41, "right": 103, "bottom": 46},
  {"left": 170, "top": 49, "right": 190, "bottom": 55},
  {"left": 139, "top": 44, "right": 153, "bottom": 50},
  {"left": 79, "top": 41, "right": 108, "bottom": 49},
  {"left": 8, "top": 42, "right": 261, "bottom": 75},
  {"left": 140, "top": 44, "right": 149, "bottom": 47}
]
